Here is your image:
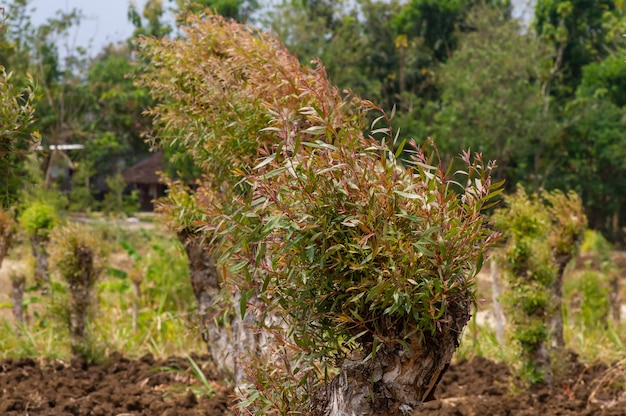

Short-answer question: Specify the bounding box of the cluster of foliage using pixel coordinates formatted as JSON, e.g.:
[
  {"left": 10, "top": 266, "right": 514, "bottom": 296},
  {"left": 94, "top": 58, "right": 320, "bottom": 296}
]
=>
[
  {"left": 493, "top": 187, "right": 587, "bottom": 385},
  {"left": 139, "top": 11, "right": 501, "bottom": 413},
  {"left": 48, "top": 222, "right": 103, "bottom": 358},
  {"left": 17, "top": 201, "right": 58, "bottom": 239},
  {"left": 0, "top": 67, "right": 38, "bottom": 207}
]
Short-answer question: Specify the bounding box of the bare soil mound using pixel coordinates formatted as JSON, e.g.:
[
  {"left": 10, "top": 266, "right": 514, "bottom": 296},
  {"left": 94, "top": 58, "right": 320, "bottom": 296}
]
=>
[{"left": 1, "top": 353, "right": 625, "bottom": 415}]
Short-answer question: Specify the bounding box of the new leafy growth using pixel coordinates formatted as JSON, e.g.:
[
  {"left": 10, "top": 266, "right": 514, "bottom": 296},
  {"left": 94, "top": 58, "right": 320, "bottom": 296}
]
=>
[
  {"left": 48, "top": 222, "right": 103, "bottom": 360},
  {"left": 138, "top": 11, "right": 502, "bottom": 414},
  {"left": 493, "top": 187, "right": 587, "bottom": 385}
]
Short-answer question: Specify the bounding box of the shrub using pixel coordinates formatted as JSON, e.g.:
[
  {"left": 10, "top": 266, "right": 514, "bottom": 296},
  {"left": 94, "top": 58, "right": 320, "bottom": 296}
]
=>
[
  {"left": 138, "top": 11, "right": 501, "bottom": 413},
  {"left": 103, "top": 173, "right": 139, "bottom": 217},
  {"left": 564, "top": 270, "right": 609, "bottom": 332},
  {"left": 18, "top": 201, "right": 59, "bottom": 289},
  {"left": 48, "top": 222, "right": 103, "bottom": 360},
  {"left": 493, "top": 187, "right": 587, "bottom": 386},
  {"left": 18, "top": 201, "right": 58, "bottom": 239}
]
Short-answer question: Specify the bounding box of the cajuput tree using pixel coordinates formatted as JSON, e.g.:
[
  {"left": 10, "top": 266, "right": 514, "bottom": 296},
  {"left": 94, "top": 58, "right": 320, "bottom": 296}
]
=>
[
  {"left": 493, "top": 187, "right": 586, "bottom": 385},
  {"left": 48, "top": 222, "right": 103, "bottom": 359},
  {"left": 137, "top": 11, "right": 501, "bottom": 414}
]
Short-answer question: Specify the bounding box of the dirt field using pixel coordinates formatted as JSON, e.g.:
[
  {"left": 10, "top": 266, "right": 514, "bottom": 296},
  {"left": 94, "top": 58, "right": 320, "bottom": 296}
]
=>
[
  {"left": 1, "top": 352, "right": 626, "bottom": 415},
  {"left": 0, "top": 353, "right": 229, "bottom": 416}
]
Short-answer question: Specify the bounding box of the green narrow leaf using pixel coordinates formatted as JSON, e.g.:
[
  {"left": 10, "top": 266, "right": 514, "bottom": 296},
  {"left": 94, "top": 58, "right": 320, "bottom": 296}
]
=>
[
  {"left": 240, "top": 288, "right": 254, "bottom": 319},
  {"left": 394, "top": 190, "right": 421, "bottom": 200},
  {"left": 253, "top": 153, "right": 276, "bottom": 170}
]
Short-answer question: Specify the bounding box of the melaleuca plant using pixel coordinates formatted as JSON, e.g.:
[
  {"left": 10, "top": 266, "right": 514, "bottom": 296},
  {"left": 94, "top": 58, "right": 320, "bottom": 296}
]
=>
[
  {"left": 48, "top": 222, "right": 103, "bottom": 360},
  {"left": 137, "top": 11, "right": 501, "bottom": 414},
  {"left": 493, "top": 187, "right": 587, "bottom": 386}
]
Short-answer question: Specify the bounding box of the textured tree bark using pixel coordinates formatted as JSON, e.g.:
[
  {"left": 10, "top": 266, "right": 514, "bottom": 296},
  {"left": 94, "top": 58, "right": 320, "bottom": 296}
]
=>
[
  {"left": 490, "top": 258, "right": 506, "bottom": 344},
  {"left": 178, "top": 230, "right": 220, "bottom": 338},
  {"left": 30, "top": 235, "right": 50, "bottom": 290},
  {"left": 312, "top": 300, "right": 472, "bottom": 415},
  {"left": 549, "top": 252, "right": 572, "bottom": 351},
  {"left": 179, "top": 230, "right": 265, "bottom": 384},
  {"left": 11, "top": 272, "right": 25, "bottom": 327},
  {"left": 69, "top": 278, "right": 90, "bottom": 355},
  {"left": 68, "top": 248, "right": 95, "bottom": 357}
]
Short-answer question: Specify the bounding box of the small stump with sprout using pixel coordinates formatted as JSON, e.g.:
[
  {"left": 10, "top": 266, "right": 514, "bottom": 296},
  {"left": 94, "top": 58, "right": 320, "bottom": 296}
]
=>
[{"left": 49, "top": 222, "right": 102, "bottom": 359}]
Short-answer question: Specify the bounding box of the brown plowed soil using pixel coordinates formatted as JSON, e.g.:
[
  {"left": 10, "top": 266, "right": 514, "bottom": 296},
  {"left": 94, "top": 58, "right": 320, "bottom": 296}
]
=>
[
  {"left": 0, "top": 352, "right": 231, "bottom": 416},
  {"left": 421, "top": 355, "right": 626, "bottom": 416},
  {"left": 1, "top": 352, "right": 625, "bottom": 415}
]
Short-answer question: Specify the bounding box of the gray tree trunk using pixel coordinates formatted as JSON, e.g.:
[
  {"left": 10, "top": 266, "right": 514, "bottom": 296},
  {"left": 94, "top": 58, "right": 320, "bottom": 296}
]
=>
[
  {"left": 312, "top": 300, "right": 472, "bottom": 415},
  {"left": 30, "top": 235, "right": 50, "bottom": 291},
  {"left": 179, "top": 231, "right": 269, "bottom": 384},
  {"left": 68, "top": 250, "right": 96, "bottom": 357},
  {"left": 11, "top": 272, "right": 25, "bottom": 327},
  {"left": 490, "top": 258, "right": 506, "bottom": 344},
  {"left": 549, "top": 253, "right": 571, "bottom": 351}
]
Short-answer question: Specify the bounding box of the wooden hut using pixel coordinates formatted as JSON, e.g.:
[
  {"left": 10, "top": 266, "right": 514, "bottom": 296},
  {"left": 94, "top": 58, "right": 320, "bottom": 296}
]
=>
[{"left": 122, "top": 152, "right": 167, "bottom": 211}]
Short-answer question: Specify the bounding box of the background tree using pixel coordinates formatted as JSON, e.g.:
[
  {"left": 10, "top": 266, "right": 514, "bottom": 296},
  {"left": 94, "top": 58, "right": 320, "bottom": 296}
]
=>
[
  {"left": 0, "top": 67, "right": 38, "bottom": 207},
  {"left": 81, "top": 44, "right": 153, "bottom": 194},
  {"left": 172, "top": 0, "right": 259, "bottom": 22},
  {"left": 545, "top": 53, "right": 626, "bottom": 239},
  {"left": 128, "top": 0, "right": 172, "bottom": 39},
  {"left": 434, "top": 4, "right": 556, "bottom": 188},
  {"left": 534, "top": 0, "right": 625, "bottom": 101}
]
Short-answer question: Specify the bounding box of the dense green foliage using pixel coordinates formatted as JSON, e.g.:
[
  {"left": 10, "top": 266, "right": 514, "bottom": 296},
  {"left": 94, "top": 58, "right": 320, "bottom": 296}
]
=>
[
  {"left": 223, "top": 133, "right": 500, "bottom": 358},
  {"left": 18, "top": 201, "right": 58, "bottom": 238},
  {"left": 435, "top": 6, "right": 555, "bottom": 186},
  {"left": 0, "top": 67, "right": 38, "bottom": 207},
  {"left": 493, "top": 187, "right": 587, "bottom": 384}
]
